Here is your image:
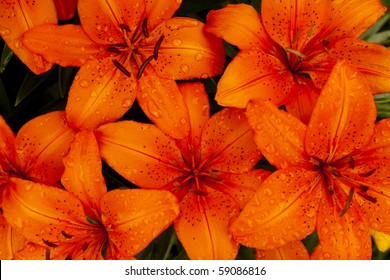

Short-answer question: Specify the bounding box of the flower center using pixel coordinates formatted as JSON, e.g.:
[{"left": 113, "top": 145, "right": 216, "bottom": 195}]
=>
[{"left": 106, "top": 18, "right": 164, "bottom": 79}]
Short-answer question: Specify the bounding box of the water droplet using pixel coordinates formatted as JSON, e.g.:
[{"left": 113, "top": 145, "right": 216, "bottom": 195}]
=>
[
  {"left": 96, "top": 25, "right": 102, "bottom": 31},
  {"left": 81, "top": 46, "right": 86, "bottom": 52},
  {"left": 24, "top": 183, "right": 33, "bottom": 192},
  {"left": 180, "top": 117, "right": 187, "bottom": 125},
  {"left": 13, "top": 39, "right": 21, "bottom": 49},
  {"left": 0, "top": 141, "right": 6, "bottom": 148},
  {"left": 173, "top": 39, "right": 182, "bottom": 46},
  {"left": 74, "top": 74, "right": 80, "bottom": 81},
  {"left": 265, "top": 143, "right": 275, "bottom": 153},
  {"left": 121, "top": 98, "right": 133, "bottom": 109},
  {"left": 180, "top": 64, "right": 189, "bottom": 73},
  {"left": 0, "top": 27, "right": 10, "bottom": 36},
  {"left": 263, "top": 188, "right": 273, "bottom": 197},
  {"left": 195, "top": 53, "right": 203, "bottom": 61},
  {"left": 200, "top": 73, "right": 208, "bottom": 79},
  {"left": 147, "top": 100, "right": 162, "bottom": 119},
  {"left": 79, "top": 79, "right": 89, "bottom": 88},
  {"left": 95, "top": 110, "right": 101, "bottom": 115}
]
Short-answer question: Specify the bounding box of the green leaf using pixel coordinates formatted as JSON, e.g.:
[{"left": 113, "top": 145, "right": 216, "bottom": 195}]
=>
[
  {"left": 0, "top": 44, "right": 13, "bottom": 73},
  {"left": 250, "top": 0, "right": 261, "bottom": 12},
  {"left": 236, "top": 245, "right": 256, "bottom": 260},
  {"left": 375, "top": 92, "right": 390, "bottom": 120},
  {"left": 360, "top": 13, "right": 390, "bottom": 41},
  {"left": 176, "top": 0, "right": 229, "bottom": 16},
  {"left": 366, "top": 30, "right": 390, "bottom": 45},
  {"left": 58, "top": 66, "right": 77, "bottom": 98},
  {"left": 15, "top": 68, "right": 53, "bottom": 106},
  {"left": 302, "top": 231, "right": 319, "bottom": 254},
  {"left": 0, "top": 77, "right": 12, "bottom": 115}
]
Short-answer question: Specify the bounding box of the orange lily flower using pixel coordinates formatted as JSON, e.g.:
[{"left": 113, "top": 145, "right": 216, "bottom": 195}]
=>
[
  {"left": 21, "top": 0, "right": 225, "bottom": 138},
  {"left": 0, "top": 0, "right": 57, "bottom": 74},
  {"left": 94, "top": 82, "right": 269, "bottom": 259},
  {"left": 205, "top": 0, "right": 390, "bottom": 123},
  {"left": 2, "top": 130, "right": 180, "bottom": 259},
  {"left": 53, "top": 0, "right": 78, "bottom": 21},
  {"left": 256, "top": 241, "right": 309, "bottom": 260},
  {"left": 231, "top": 61, "right": 390, "bottom": 259}
]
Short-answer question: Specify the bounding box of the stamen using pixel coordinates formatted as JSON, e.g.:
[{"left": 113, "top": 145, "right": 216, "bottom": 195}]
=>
[
  {"left": 137, "top": 55, "right": 154, "bottom": 79},
  {"left": 153, "top": 35, "right": 165, "bottom": 60},
  {"left": 292, "top": 28, "right": 300, "bottom": 45},
  {"left": 339, "top": 187, "right": 354, "bottom": 217},
  {"left": 107, "top": 46, "right": 121, "bottom": 53},
  {"left": 61, "top": 230, "right": 73, "bottom": 239},
  {"left": 358, "top": 191, "right": 377, "bottom": 203},
  {"left": 285, "top": 48, "right": 306, "bottom": 59},
  {"left": 361, "top": 185, "right": 369, "bottom": 192},
  {"left": 142, "top": 18, "right": 149, "bottom": 38},
  {"left": 113, "top": 59, "right": 131, "bottom": 77},
  {"left": 359, "top": 169, "right": 376, "bottom": 177},
  {"left": 45, "top": 249, "right": 51, "bottom": 260},
  {"left": 189, "top": 189, "right": 208, "bottom": 196},
  {"left": 119, "top": 23, "right": 130, "bottom": 32},
  {"left": 42, "top": 238, "right": 58, "bottom": 248},
  {"left": 349, "top": 156, "right": 355, "bottom": 169},
  {"left": 86, "top": 215, "right": 99, "bottom": 225}
]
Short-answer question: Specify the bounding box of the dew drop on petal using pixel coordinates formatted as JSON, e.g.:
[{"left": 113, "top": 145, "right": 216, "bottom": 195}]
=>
[
  {"left": 180, "top": 64, "right": 189, "bottom": 73},
  {"left": 79, "top": 79, "right": 89, "bottom": 88},
  {"left": 263, "top": 188, "right": 273, "bottom": 197},
  {"left": 0, "top": 27, "right": 10, "bottom": 36},
  {"left": 121, "top": 98, "right": 133, "bottom": 109},
  {"left": 147, "top": 100, "right": 162, "bottom": 119},
  {"left": 180, "top": 117, "right": 187, "bottom": 125},
  {"left": 173, "top": 39, "right": 182, "bottom": 46},
  {"left": 195, "top": 53, "right": 203, "bottom": 61},
  {"left": 95, "top": 110, "right": 101, "bottom": 115}
]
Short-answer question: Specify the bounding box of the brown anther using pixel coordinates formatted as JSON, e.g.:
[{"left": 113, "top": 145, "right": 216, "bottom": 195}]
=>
[
  {"left": 189, "top": 189, "right": 208, "bottom": 196},
  {"left": 82, "top": 242, "right": 88, "bottom": 251},
  {"left": 142, "top": 18, "right": 149, "bottom": 38},
  {"left": 113, "top": 59, "right": 131, "bottom": 77},
  {"left": 153, "top": 35, "right": 165, "bottom": 60},
  {"left": 61, "top": 230, "right": 73, "bottom": 239},
  {"left": 107, "top": 46, "right": 121, "bottom": 53},
  {"left": 358, "top": 169, "right": 376, "bottom": 178},
  {"left": 45, "top": 249, "right": 51, "bottom": 260},
  {"left": 119, "top": 23, "right": 130, "bottom": 32},
  {"left": 65, "top": 254, "right": 72, "bottom": 260},
  {"left": 42, "top": 238, "right": 58, "bottom": 248},
  {"left": 349, "top": 156, "right": 355, "bottom": 169},
  {"left": 137, "top": 55, "right": 154, "bottom": 79},
  {"left": 339, "top": 187, "right": 355, "bottom": 217},
  {"left": 357, "top": 190, "right": 377, "bottom": 203}
]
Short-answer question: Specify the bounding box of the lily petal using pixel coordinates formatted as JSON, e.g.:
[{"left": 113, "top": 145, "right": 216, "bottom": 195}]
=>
[
  {"left": 305, "top": 61, "right": 376, "bottom": 163},
  {"left": 142, "top": 17, "right": 225, "bottom": 80},
  {"left": 261, "top": 0, "right": 331, "bottom": 51},
  {"left": 357, "top": 118, "right": 390, "bottom": 159},
  {"left": 0, "top": 0, "right": 56, "bottom": 74},
  {"left": 285, "top": 82, "right": 321, "bottom": 125},
  {"left": 200, "top": 107, "right": 262, "bottom": 173},
  {"left": 246, "top": 100, "right": 309, "bottom": 169},
  {"left": 61, "top": 130, "right": 107, "bottom": 220},
  {"left": 311, "top": 189, "right": 371, "bottom": 259},
  {"left": 0, "top": 115, "right": 18, "bottom": 174},
  {"left": 0, "top": 212, "right": 29, "bottom": 259},
  {"left": 53, "top": 0, "right": 78, "bottom": 21},
  {"left": 231, "top": 168, "right": 322, "bottom": 250},
  {"left": 15, "top": 111, "right": 77, "bottom": 185},
  {"left": 137, "top": 67, "right": 190, "bottom": 139},
  {"left": 22, "top": 24, "right": 106, "bottom": 67},
  {"left": 256, "top": 241, "right": 309, "bottom": 260},
  {"left": 215, "top": 50, "right": 295, "bottom": 108},
  {"left": 13, "top": 242, "right": 47, "bottom": 260},
  {"left": 66, "top": 55, "right": 137, "bottom": 130},
  {"left": 205, "top": 4, "right": 273, "bottom": 51},
  {"left": 204, "top": 169, "right": 271, "bottom": 209},
  {"left": 145, "top": 0, "right": 181, "bottom": 31},
  {"left": 321, "top": 0, "right": 386, "bottom": 40},
  {"left": 78, "top": 0, "right": 145, "bottom": 45},
  {"left": 96, "top": 121, "right": 184, "bottom": 188},
  {"left": 3, "top": 178, "right": 90, "bottom": 247},
  {"left": 175, "top": 187, "right": 240, "bottom": 259},
  {"left": 101, "top": 189, "right": 179, "bottom": 257}
]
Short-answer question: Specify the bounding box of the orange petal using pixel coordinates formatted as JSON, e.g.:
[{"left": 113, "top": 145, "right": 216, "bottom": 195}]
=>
[
  {"left": 96, "top": 121, "right": 185, "bottom": 188},
  {"left": 3, "top": 178, "right": 89, "bottom": 248},
  {"left": 246, "top": 100, "right": 310, "bottom": 169},
  {"left": 61, "top": 130, "right": 107, "bottom": 220},
  {"left": 175, "top": 187, "right": 240, "bottom": 259},
  {"left": 66, "top": 55, "right": 137, "bottom": 130},
  {"left": 311, "top": 190, "right": 371, "bottom": 259},
  {"left": 256, "top": 241, "right": 309, "bottom": 260},
  {"left": 305, "top": 61, "right": 377, "bottom": 163},
  {"left": 13, "top": 242, "right": 48, "bottom": 260},
  {"left": 261, "top": 0, "right": 331, "bottom": 51},
  {"left": 0, "top": 115, "right": 18, "bottom": 174},
  {"left": 204, "top": 169, "right": 271, "bottom": 209},
  {"left": 0, "top": 0, "right": 56, "bottom": 74},
  {"left": 231, "top": 168, "right": 322, "bottom": 250},
  {"left": 205, "top": 4, "right": 274, "bottom": 51},
  {"left": 0, "top": 212, "right": 29, "bottom": 259},
  {"left": 137, "top": 68, "right": 190, "bottom": 139},
  {"left": 285, "top": 82, "right": 321, "bottom": 125},
  {"left": 22, "top": 24, "right": 106, "bottom": 67},
  {"left": 200, "top": 107, "right": 262, "bottom": 173},
  {"left": 78, "top": 0, "right": 145, "bottom": 45},
  {"left": 15, "top": 111, "right": 77, "bottom": 185},
  {"left": 142, "top": 17, "right": 225, "bottom": 80},
  {"left": 145, "top": 0, "right": 181, "bottom": 31},
  {"left": 53, "top": 0, "right": 78, "bottom": 21},
  {"left": 321, "top": 0, "right": 386, "bottom": 40},
  {"left": 215, "top": 50, "right": 295, "bottom": 108},
  {"left": 357, "top": 118, "right": 390, "bottom": 159},
  {"left": 101, "top": 189, "right": 179, "bottom": 257}
]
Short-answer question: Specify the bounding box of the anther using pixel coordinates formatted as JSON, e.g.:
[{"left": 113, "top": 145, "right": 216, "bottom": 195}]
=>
[
  {"left": 358, "top": 169, "right": 376, "bottom": 178},
  {"left": 348, "top": 156, "right": 355, "bottom": 169},
  {"left": 107, "top": 46, "right": 121, "bottom": 53},
  {"left": 153, "top": 35, "right": 165, "bottom": 60},
  {"left": 137, "top": 55, "right": 154, "bottom": 79},
  {"left": 189, "top": 189, "right": 208, "bottom": 196},
  {"left": 45, "top": 249, "right": 51, "bottom": 260},
  {"left": 42, "top": 238, "right": 58, "bottom": 248},
  {"left": 113, "top": 59, "right": 131, "bottom": 77},
  {"left": 142, "top": 18, "right": 149, "bottom": 38},
  {"left": 61, "top": 230, "right": 73, "bottom": 239},
  {"left": 339, "top": 187, "right": 354, "bottom": 217},
  {"left": 119, "top": 23, "right": 130, "bottom": 32}
]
